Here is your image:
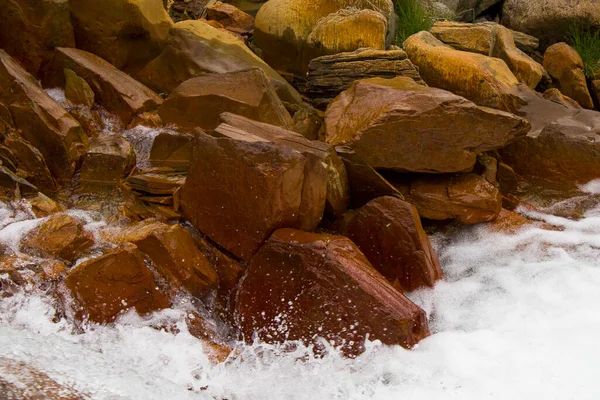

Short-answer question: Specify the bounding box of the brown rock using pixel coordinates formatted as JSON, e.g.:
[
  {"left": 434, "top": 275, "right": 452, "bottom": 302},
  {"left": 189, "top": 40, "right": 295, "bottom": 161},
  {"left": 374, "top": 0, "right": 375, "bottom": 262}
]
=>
[
  {"left": 68, "top": 0, "right": 174, "bottom": 74},
  {"left": 204, "top": 1, "right": 254, "bottom": 36},
  {"left": 128, "top": 111, "right": 163, "bottom": 130},
  {"left": 220, "top": 112, "right": 350, "bottom": 217},
  {"left": 42, "top": 48, "right": 164, "bottom": 124},
  {"left": 3, "top": 132, "right": 57, "bottom": 192},
  {"left": 149, "top": 131, "right": 194, "bottom": 171},
  {"left": 341, "top": 196, "right": 442, "bottom": 291},
  {"left": 80, "top": 134, "right": 136, "bottom": 187},
  {"left": 159, "top": 68, "right": 293, "bottom": 131},
  {"left": 236, "top": 228, "right": 430, "bottom": 356},
  {"left": 65, "top": 243, "right": 170, "bottom": 323},
  {"left": 0, "top": 50, "right": 87, "bottom": 180},
  {"left": 398, "top": 174, "right": 503, "bottom": 224},
  {"left": 404, "top": 31, "right": 524, "bottom": 112},
  {"left": 543, "top": 42, "right": 594, "bottom": 109},
  {"left": 22, "top": 213, "right": 94, "bottom": 262},
  {"left": 167, "top": 0, "right": 209, "bottom": 21},
  {"left": 542, "top": 88, "right": 583, "bottom": 109},
  {"left": 136, "top": 20, "right": 302, "bottom": 104},
  {"left": 0, "top": 0, "right": 75, "bottom": 76},
  {"left": 180, "top": 130, "right": 320, "bottom": 261},
  {"left": 0, "top": 165, "right": 37, "bottom": 197},
  {"left": 325, "top": 76, "right": 530, "bottom": 173},
  {"left": 306, "top": 48, "right": 424, "bottom": 110},
  {"left": 24, "top": 192, "right": 65, "bottom": 218},
  {"left": 64, "top": 68, "right": 95, "bottom": 108}
]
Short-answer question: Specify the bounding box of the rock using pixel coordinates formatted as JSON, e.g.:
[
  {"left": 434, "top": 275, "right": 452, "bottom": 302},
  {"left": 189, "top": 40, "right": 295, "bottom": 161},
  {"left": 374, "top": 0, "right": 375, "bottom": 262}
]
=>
[
  {"left": 129, "top": 224, "right": 219, "bottom": 299},
  {"left": 542, "top": 88, "right": 583, "bottom": 109},
  {"left": 0, "top": 50, "right": 87, "bottom": 180},
  {"left": 64, "top": 68, "right": 95, "bottom": 108},
  {"left": 0, "top": 165, "right": 37, "bottom": 198},
  {"left": 494, "top": 24, "right": 545, "bottom": 89},
  {"left": 128, "top": 111, "right": 163, "bottom": 130},
  {"left": 22, "top": 213, "right": 94, "bottom": 262},
  {"left": 68, "top": 0, "right": 174, "bottom": 74},
  {"left": 65, "top": 243, "right": 170, "bottom": 323},
  {"left": 79, "top": 134, "right": 136, "bottom": 187},
  {"left": 501, "top": 0, "right": 600, "bottom": 49},
  {"left": 404, "top": 31, "right": 524, "bottom": 112},
  {"left": 220, "top": 112, "right": 350, "bottom": 217},
  {"left": 167, "top": 0, "right": 209, "bottom": 21},
  {"left": 0, "top": 0, "right": 75, "bottom": 76},
  {"left": 24, "top": 192, "right": 64, "bottom": 218},
  {"left": 435, "top": 0, "right": 503, "bottom": 21},
  {"left": 542, "top": 42, "right": 594, "bottom": 109},
  {"left": 325, "top": 76, "right": 530, "bottom": 173},
  {"left": 254, "top": 0, "right": 395, "bottom": 76},
  {"left": 340, "top": 196, "right": 442, "bottom": 291},
  {"left": 510, "top": 29, "right": 540, "bottom": 55},
  {"left": 288, "top": 102, "right": 323, "bottom": 140},
  {"left": 125, "top": 169, "right": 185, "bottom": 195},
  {"left": 42, "top": 48, "right": 164, "bottom": 124},
  {"left": 149, "top": 131, "right": 194, "bottom": 171},
  {"left": 2, "top": 132, "right": 57, "bottom": 192},
  {"left": 204, "top": 1, "right": 254, "bottom": 37},
  {"left": 158, "top": 68, "right": 294, "bottom": 131},
  {"left": 180, "top": 130, "right": 322, "bottom": 261},
  {"left": 396, "top": 173, "right": 503, "bottom": 224},
  {"left": 136, "top": 20, "right": 302, "bottom": 105},
  {"left": 306, "top": 48, "right": 424, "bottom": 110},
  {"left": 236, "top": 228, "right": 430, "bottom": 356}
]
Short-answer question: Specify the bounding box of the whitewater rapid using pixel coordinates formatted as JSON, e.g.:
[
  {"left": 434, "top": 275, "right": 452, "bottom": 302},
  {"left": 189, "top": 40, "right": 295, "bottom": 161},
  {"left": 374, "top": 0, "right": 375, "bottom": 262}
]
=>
[{"left": 2, "top": 186, "right": 600, "bottom": 399}]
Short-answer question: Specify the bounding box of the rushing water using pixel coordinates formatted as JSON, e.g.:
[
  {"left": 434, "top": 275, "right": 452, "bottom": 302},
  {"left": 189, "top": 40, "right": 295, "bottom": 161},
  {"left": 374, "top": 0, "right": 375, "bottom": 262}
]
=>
[{"left": 2, "top": 184, "right": 600, "bottom": 400}]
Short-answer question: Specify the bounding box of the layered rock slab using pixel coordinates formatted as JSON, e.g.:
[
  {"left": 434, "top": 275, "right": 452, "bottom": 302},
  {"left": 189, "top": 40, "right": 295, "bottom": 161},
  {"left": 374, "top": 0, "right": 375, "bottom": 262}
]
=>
[
  {"left": 325, "top": 76, "right": 530, "bottom": 173},
  {"left": 236, "top": 229, "right": 430, "bottom": 356}
]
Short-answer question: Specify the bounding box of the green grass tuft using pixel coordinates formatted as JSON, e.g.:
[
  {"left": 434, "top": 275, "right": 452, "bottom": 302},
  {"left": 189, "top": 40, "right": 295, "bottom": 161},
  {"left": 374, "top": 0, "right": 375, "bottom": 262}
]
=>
[
  {"left": 567, "top": 20, "right": 600, "bottom": 78},
  {"left": 394, "top": 0, "right": 433, "bottom": 46}
]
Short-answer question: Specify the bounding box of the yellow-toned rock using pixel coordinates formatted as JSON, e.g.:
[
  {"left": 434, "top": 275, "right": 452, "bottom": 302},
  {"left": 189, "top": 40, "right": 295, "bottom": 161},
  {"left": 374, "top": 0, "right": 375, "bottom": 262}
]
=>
[{"left": 404, "top": 31, "right": 523, "bottom": 112}]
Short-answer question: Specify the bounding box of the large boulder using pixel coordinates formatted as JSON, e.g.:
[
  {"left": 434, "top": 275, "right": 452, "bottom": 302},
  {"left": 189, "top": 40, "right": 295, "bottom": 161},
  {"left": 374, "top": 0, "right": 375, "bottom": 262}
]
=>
[
  {"left": 404, "top": 31, "right": 524, "bottom": 112},
  {"left": 340, "top": 196, "right": 442, "bottom": 292},
  {"left": 42, "top": 48, "right": 164, "bottom": 124},
  {"left": 542, "top": 42, "right": 594, "bottom": 109},
  {"left": 158, "top": 68, "right": 294, "bottom": 131},
  {"left": 136, "top": 20, "right": 301, "bottom": 104},
  {"left": 236, "top": 229, "right": 430, "bottom": 356},
  {"left": 68, "top": 0, "right": 173, "bottom": 74},
  {"left": 180, "top": 130, "right": 326, "bottom": 262},
  {"left": 65, "top": 243, "right": 170, "bottom": 323},
  {"left": 0, "top": 50, "right": 87, "bottom": 180},
  {"left": 0, "top": 0, "right": 75, "bottom": 76},
  {"left": 325, "top": 76, "right": 530, "bottom": 173},
  {"left": 395, "top": 173, "right": 503, "bottom": 224},
  {"left": 430, "top": 21, "right": 545, "bottom": 89},
  {"left": 254, "top": 0, "right": 394, "bottom": 76},
  {"left": 79, "top": 134, "right": 136, "bottom": 187},
  {"left": 501, "top": 0, "right": 600, "bottom": 49},
  {"left": 306, "top": 48, "right": 424, "bottom": 110}
]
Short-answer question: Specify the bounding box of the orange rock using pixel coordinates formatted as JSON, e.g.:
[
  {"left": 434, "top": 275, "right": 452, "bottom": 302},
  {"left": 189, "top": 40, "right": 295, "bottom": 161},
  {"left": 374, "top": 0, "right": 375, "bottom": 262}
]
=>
[
  {"left": 79, "top": 134, "right": 136, "bottom": 187},
  {"left": 65, "top": 243, "right": 170, "bottom": 324},
  {"left": 204, "top": 1, "right": 254, "bottom": 37},
  {"left": 486, "top": 208, "right": 534, "bottom": 234},
  {"left": 3, "top": 132, "right": 57, "bottom": 193},
  {"left": 236, "top": 229, "right": 430, "bottom": 356},
  {"left": 341, "top": 196, "right": 442, "bottom": 291},
  {"left": 22, "top": 213, "right": 94, "bottom": 262},
  {"left": 24, "top": 193, "right": 65, "bottom": 218}
]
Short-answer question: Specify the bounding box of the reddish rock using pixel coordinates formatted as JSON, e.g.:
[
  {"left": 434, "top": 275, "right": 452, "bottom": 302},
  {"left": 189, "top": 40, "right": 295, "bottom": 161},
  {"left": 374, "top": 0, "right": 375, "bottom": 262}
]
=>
[
  {"left": 0, "top": 50, "right": 87, "bottom": 180},
  {"left": 204, "top": 1, "right": 254, "bottom": 37},
  {"left": 24, "top": 193, "right": 65, "bottom": 218},
  {"left": 79, "top": 134, "right": 136, "bottom": 187},
  {"left": 42, "top": 48, "right": 163, "bottom": 124},
  {"left": 149, "top": 131, "right": 194, "bottom": 170},
  {"left": 181, "top": 130, "right": 320, "bottom": 261},
  {"left": 159, "top": 68, "right": 294, "bottom": 131},
  {"left": 341, "top": 196, "right": 442, "bottom": 291},
  {"left": 236, "top": 229, "right": 430, "bottom": 356},
  {"left": 542, "top": 88, "right": 582, "bottom": 109},
  {"left": 64, "top": 68, "right": 95, "bottom": 108},
  {"left": 65, "top": 243, "right": 170, "bottom": 323},
  {"left": 3, "top": 132, "right": 57, "bottom": 193},
  {"left": 22, "top": 213, "right": 94, "bottom": 262}
]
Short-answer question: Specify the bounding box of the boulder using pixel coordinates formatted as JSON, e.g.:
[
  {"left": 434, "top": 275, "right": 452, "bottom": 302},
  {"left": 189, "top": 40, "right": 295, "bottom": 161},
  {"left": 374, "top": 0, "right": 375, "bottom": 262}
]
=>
[
  {"left": 136, "top": 20, "right": 302, "bottom": 104},
  {"left": 68, "top": 0, "right": 174, "bottom": 74},
  {"left": 325, "top": 76, "right": 530, "bottom": 173},
  {"left": 340, "top": 196, "right": 442, "bottom": 291},
  {"left": 0, "top": 50, "right": 87, "bottom": 181},
  {"left": 254, "top": 0, "right": 395, "bottom": 75},
  {"left": 430, "top": 21, "right": 544, "bottom": 89},
  {"left": 0, "top": 0, "right": 75, "bottom": 76},
  {"left": 0, "top": 165, "right": 37, "bottom": 198},
  {"left": 306, "top": 48, "right": 424, "bottom": 110},
  {"left": 24, "top": 192, "right": 64, "bottom": 218},
  {"left": 396, "top": 173, "right": 503, "bottom": 224},
  {"left": 542, "top": 42, "right": 594, "bottom": 109},
  {"left": 204, "top": 1, "right": 254, "bottom": 37},
  {"left": 542, "top": 88, "right": 583, "bottom": 109},
  {"left": 403, "top": 31, "right": 524, "bottom": 112},
  {"left": 180, "top": 130, "right": 323, "bottom": 261},
  {"left": 64, "top": 69, "right": 95, "bottom": 108},
  {"left": 435, "top": 0, "right": 503, "bottom": 21},
  {"left": 501, "top": 0, "right": 600, "bottom": 49},
  {"left": 42, "top": 48, "right": 164, "bottom": 124},
  {"left": 220, "top": 112, "right": 350, "bottom": 217},
  {"left": 149, "top": 131, "right": 194, "bottom": 171},
  {"left": 158, "top": 68, "right": 294, "bottom": 131},
  {"left": 22, "top": 213, "right": 94, "bottom": 262},
  {"left": 79, "top": 134, "right": 136, "bottom": 187},
  {"left": 166, "top": 0, "right": 209, "bottom": 21},
  {"left": 65, "top": 243, "right": 170, "bottom": 323},
  {"left": 236, "top": 228, "right": 430, "bottom": 356}
]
